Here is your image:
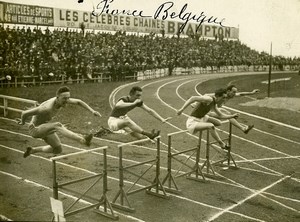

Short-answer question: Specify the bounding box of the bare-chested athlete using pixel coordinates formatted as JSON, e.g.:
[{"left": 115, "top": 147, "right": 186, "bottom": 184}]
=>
[{"left": 19, "top": 86, "right": 101, "bottom": 158}]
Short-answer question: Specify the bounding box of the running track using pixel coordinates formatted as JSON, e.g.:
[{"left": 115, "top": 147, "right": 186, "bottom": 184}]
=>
[{"left": 1, "top": 72, "right": 299, "bottom": 221}]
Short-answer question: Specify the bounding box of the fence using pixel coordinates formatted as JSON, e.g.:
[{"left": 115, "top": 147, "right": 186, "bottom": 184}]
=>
[
  {"left": 0, "top": 94, "right": 39, "bottom": 117},
  {"left": 1, "top": 65, "right": 297, "bottom": 88}
]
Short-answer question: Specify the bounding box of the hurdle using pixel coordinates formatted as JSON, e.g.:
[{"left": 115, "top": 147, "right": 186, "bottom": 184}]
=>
[
  {"left": 161, "top": 129, "right": 205, "bottom": 194},
  {"left": 200, "top": 123, "right": 237, "bottom": 178},
  {"left": 212, "top": 122, "right": 237, "bottom": 168},
  {"left": 111, "top": 137, "right": 168, "bottom": 212},
  {"left": 51, "top": 146, "right": 118, "bottom": 220}
]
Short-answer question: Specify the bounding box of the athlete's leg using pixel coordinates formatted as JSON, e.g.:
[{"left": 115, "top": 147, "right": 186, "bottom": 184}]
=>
[
  {"left": 24, "top": 132, "right": 62, "bottom": 157},
  {"left": 207, "top": 116, "right": 222, "bottom": 126},
  {"left": 30, "top": 122, "right": 59, "bottom": 138},
  {"left": 56, "top": 124, "right": 93, "bottom": 146},
  {"left": 56, "top": 124, "right": 85, "bottom": 143},
  {"left": 32, "top": 122, "right": 92, "bottom": 146},
  {"left": 209, "top": 126, "right": 227, "bottom": 149},
  {"left": 129, "top": 132, "right": 146, "bottom": 139},
  {"left": 209, "top": 109, "right": 253, "bottom": 133},
  {"left": 118, "top": 117, "right": 159, "bottom": 139},
  {"left": 194, "top": 122, "right": 227, "bottom": 149}
]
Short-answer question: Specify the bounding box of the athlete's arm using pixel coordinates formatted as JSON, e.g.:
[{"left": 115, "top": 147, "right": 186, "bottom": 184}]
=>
[
  {"left": 140, "top": 103, "right": 169, "bottom": 122},
  {"left": 20, "top": 106, "right": 41, "bottom": 124},
  {"left": 213, "top": 104, "right": 238, "bottom": 119},
  {"left": 177, "top": 95, "right": 211, "bottom": 115},
  {"left": 236, "top": 89, "right": 260, "bottom": 97},
  {"left": 68, "top": 98, "right": 101, "bottom": 117},
  {"left": 115, "top": 99, "right": 140, "bottom": 109}
]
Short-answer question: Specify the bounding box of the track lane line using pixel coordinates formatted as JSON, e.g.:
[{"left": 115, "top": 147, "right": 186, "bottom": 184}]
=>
[{"left": 0, "top": 144, "right": 267, "bottom": 222}]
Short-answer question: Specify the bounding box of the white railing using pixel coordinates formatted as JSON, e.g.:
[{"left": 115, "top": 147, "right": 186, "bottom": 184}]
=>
[{"left": 0, "top": 95, "right": 38, "bottom": 117}]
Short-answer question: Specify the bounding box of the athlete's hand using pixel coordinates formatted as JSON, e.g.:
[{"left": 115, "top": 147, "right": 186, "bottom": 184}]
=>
[
  {"left": 93, "top": 111, "right": 102, "bottom": 117},
  {"left": 176, "top": 109, "right": 183, "bottom": 115},
  {"left": 232, "top": 113, "right": 239, "bottom": 119},
  {"left": 252, "top": 89, "right": 260, "bottom": 94},
  {"left": 16, "top": 118, "right": 24, "bottom": 125},
  {"left": 162, "top": 117, "right": 172, "bottom": 123},
  {"left": 134, "top": 99, "right": 142, "bottom": 104},
  {"left": 134, "top": 99, "right": 143, "bottom": 107}
]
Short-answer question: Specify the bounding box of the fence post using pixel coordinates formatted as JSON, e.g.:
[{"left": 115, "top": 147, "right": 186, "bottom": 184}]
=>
[{"left": 3, "top": 98, "right": 8, "bottom": 117}]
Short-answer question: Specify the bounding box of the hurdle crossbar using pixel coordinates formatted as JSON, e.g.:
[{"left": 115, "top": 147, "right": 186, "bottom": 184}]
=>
[
  {"left": 161, "top": 130, "right": 205, "bottom": 194},
  {"left": 118, "top": 137, "right": 151, "bottom": 146},
  {"left": 111, "top": 136, "right": 168, "bottom": 212},
  {"left": 50, "top": 146, "right": 107, "bottom": 161},
  {"left": 51, "top": 147, "right": 118, "bottom": 220}
]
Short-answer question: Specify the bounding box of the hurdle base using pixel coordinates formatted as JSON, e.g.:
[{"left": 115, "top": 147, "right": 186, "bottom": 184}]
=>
[
  {"left": 146, "top": 189, "right": 170, "bottom": 199},
  {"left": 201, "top": 172, "right": 221, "bottom": 180},
  {"left": 161, "top": 186, "right": 182, "bottom": 194},
  {"left": 93, "top": 208, "right": 119, "bottom": 220},
  {"left": 212, "top": 155, "right": 238, "bottom": 169},
  {"left": 213, "top": 162, "right": 239, "bottom": 169},
  {"left": 186, "top": 174, "right": 206, "bottom": 183},
  {"left": 111, "top": 203, "right": 136, "bottom": 213}
]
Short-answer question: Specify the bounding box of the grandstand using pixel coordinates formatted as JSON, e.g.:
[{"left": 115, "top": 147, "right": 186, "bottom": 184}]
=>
[{"left": 0, "top": 1, "right": 299, "bottom": 87}]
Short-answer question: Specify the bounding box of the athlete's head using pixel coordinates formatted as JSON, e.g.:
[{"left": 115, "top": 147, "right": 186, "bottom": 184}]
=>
[
  {"left": 56, "top": 86, "right": 70, "bottom": 106},
  {"left": 226, "top": 85, "right": 238, "bottom": 98},
  {"left": 214, "top": 88, "right": 227, "bottom": 101},
  {"left": 129, "top": 86, "right": 142, "bottom": 99}
]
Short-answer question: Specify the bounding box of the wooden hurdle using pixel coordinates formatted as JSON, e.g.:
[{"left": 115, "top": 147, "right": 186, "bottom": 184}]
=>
[
  {"left": 161, "top": 130, "right": 205, "bottom": 194},
  {"left": 111, "top": 137, "right": 168, "bottom": 212},
  {"left": 162, "top": 123, "right": 238, "bottom": 193},
  {"left": 200, "top": 123, "right": 238, "bottom": 178},
  {"left": 212, "top": 123, "right": 238, "bottom": 168},
  {"left": 51, "top": 146, "right": 118, "bottom": 220}
]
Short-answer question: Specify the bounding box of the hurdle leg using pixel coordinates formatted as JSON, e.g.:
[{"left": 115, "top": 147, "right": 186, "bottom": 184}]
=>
[
  {"left": 200, "top": 130, "right": 216, "bottom": 177},
  {"left": 147, "top": 137, "right": 169, "bottom": 198},
  {"left": 187, "top": 130, "right": 206, "bottom": 181},
  {"left": 94, "top": 149, "right": 119, "bottom": 220},
  {"left": 161, "top": 135, "right": 182, "bottom": 194},
  {"left": 52, "top": 160, "right": 59, "bottom": 200},
  {"left": 212, "top": 123, "right": 238, "bottom": 169},
  {"left": 111, "top": 145, "right": 135, "bottom": 212},
  {"left": 227, "top": 123, "right": 238, "bottom": 168}
]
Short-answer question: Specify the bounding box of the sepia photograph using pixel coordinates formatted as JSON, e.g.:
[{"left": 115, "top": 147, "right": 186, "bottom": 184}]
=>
[{"left": 0, "top": 0, "right": 299, "bottom": 221}]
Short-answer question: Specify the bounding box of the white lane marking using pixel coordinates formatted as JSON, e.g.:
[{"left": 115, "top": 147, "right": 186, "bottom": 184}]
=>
[
  {"left": 236, "top": 156, "right": 300, "bottom": 163},
  {"left": 0, "top": 170, "right": 145, "bottom": 222},
  {"left": 0, "top": 145, "right": 266, "bottom": 222},
  {"left": 207, "top": 174, "right": 296, "bottom": 222}
]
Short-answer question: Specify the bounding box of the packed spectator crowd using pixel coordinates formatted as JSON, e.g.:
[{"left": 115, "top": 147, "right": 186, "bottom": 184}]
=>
[{"left": 0, "top": 25, "right": 299, "bottom": 83}]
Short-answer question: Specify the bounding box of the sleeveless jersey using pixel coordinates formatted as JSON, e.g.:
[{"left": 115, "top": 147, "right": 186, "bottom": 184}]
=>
[
  {"left": 110, "top": 96, "right": 140, "bottom": 117},
  {"left": 190, "top": 97, "right": 216, "bottom": 119}
]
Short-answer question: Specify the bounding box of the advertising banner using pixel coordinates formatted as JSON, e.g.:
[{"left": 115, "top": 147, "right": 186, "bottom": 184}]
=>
[{"left": 1, "top": 1, "right": 54, "bottom": 26}]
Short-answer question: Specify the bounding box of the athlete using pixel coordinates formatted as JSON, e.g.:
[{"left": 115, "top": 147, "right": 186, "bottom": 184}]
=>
[
  {"left": 177, "top": 88, "right": 239, "bottom": 150},
  {"left": 19, "top": 86, "right": 101, "bottom": 158},
  {"left": 207, "top": 85, "right": 259, "bottom": 134},
  {"left": 108, "top": 86, "right": 171, "bottom": 139}
]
